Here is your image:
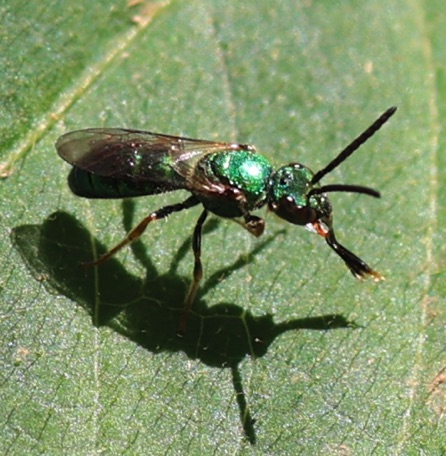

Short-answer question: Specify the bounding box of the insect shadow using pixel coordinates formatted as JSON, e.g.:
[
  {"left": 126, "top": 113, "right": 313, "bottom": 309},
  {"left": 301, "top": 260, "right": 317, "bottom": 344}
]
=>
[{"left": 11, "top": 209, "right": 356, "bottom": 445}]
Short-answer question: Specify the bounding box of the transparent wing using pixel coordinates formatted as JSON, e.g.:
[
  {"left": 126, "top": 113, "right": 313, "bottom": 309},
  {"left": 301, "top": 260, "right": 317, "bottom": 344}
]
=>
[{"left": 56, "top": 128, "right": 255, "bottom": 193}]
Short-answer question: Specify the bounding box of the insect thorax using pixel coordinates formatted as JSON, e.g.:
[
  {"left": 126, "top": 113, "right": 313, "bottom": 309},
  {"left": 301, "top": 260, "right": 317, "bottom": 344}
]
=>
[{"left": 195, "top": 150, "right": 273, "bottom": 218}]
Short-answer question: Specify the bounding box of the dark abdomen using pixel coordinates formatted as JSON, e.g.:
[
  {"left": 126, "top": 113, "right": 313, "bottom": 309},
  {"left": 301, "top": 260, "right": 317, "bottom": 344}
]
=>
[{"left": 68, "top": 168, "right": 177, "bottom": 198}]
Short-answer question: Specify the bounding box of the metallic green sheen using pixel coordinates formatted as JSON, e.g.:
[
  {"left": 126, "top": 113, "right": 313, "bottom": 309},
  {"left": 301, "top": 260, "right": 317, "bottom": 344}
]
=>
[
  {"left": 209, "top": 151, "right": 273, "bottom": 208},
  {"left": 269, "top": 164, "right": 320, "bottom": 208}
]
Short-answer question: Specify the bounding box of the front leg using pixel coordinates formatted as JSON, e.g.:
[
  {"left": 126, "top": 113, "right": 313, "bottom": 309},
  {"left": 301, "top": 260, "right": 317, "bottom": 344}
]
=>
[
  {"left": 232, "top": 213, "right": 265, "bottom": 237},
  {"left": 243, "top": 214, "right": 265, "bottom": 237}
]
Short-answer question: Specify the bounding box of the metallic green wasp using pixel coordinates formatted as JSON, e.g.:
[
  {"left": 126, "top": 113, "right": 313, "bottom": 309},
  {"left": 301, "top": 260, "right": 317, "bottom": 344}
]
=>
[{"left": 56, "top": 107, "right": 396, "bottom": 333}]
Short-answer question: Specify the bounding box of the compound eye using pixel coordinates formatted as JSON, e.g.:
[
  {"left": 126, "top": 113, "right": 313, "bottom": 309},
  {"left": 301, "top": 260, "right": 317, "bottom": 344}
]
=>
[{"left": 274, "top": 196, "right": 318, "bottom": 226}]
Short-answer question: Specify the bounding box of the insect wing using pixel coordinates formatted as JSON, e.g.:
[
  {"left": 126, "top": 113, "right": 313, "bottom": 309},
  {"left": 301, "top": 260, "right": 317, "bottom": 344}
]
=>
[
  {"left": 56, "top": 128, "right": 202, "bottom": 180},
  {"left": 56, "top": 128, "right": 255, "bottom": 194}
]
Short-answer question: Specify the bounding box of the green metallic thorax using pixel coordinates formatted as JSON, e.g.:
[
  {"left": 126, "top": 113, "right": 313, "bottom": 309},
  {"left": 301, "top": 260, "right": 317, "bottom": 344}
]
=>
[{"left": 194, "top": 150, "right": 273, "bottom": 218}]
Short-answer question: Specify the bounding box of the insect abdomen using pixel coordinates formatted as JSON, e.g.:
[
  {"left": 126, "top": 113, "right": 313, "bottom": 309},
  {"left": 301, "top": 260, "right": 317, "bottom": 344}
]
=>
[{"left": 68, "top": 168, "right": 175, "bottom": 198}]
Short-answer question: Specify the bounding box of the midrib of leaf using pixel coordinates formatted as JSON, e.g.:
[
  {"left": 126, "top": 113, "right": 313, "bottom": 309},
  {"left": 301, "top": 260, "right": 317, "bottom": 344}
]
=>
[
  {"left": 0, "top": 1, "right": 171, "bottom": 178},
  {"left": 204, "top": 4, "right": 238, "bottom": 143},
  {"left": 2, "top": 4, "right": 170, "bottom": 453}
]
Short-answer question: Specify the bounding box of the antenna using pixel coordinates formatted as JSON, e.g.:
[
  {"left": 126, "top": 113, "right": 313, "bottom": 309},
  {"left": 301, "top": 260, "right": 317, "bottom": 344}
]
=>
[{"left": 310, "top": 106, "right": 397, "bottom": 186}]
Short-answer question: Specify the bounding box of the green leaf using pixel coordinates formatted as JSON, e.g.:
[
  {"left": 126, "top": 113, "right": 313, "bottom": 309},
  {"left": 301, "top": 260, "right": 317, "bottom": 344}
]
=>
[{"left": 1, "top": 0, "right": 445, "bottom": 453}]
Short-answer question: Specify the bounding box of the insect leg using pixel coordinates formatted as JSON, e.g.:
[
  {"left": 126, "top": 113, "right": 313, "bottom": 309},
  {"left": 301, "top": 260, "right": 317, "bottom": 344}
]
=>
[
  {"left": 178, "top": 209, "right": 209, "bottom": 336},
  {"left": 243, "top": 214, "right": 265, "bottom": 237},
  {"left": 231, "top": 214, "right": 265, "bottom": 237},
  {"left": 84, "top": 195, "right": 200, "bottom": 267},
  {"left": 325, "top": 228, "right": 383, "bottom": 282}
]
